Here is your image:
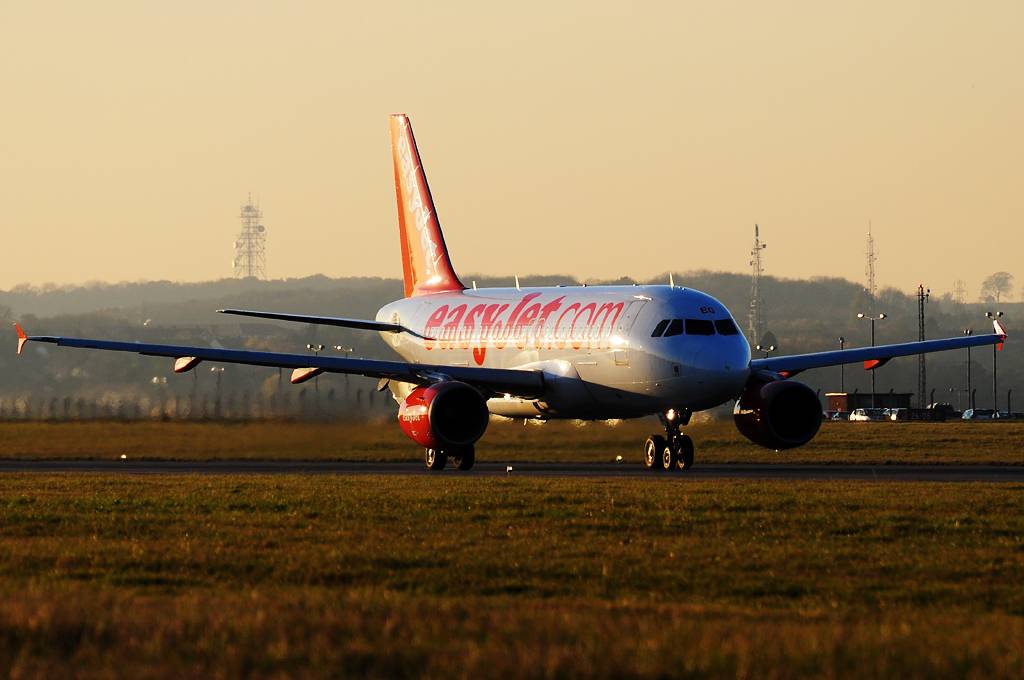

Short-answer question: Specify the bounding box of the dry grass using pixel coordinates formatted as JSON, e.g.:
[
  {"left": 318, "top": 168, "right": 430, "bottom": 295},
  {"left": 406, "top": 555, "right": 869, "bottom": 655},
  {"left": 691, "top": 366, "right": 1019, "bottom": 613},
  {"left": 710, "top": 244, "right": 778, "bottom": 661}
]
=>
[
  {"left": 0, "top": 475, "right": 1022, "bottom": 677},
  {"left": 0, "top": 418, "right": 1023, "bottom": 464}
]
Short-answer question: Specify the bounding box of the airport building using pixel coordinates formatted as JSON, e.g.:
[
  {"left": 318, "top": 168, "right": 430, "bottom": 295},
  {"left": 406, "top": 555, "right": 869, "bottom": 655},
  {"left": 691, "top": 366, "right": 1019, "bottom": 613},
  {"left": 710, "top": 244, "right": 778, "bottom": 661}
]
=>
[{"left": 826, "top": 392, "right": 914, "bottom": 412}]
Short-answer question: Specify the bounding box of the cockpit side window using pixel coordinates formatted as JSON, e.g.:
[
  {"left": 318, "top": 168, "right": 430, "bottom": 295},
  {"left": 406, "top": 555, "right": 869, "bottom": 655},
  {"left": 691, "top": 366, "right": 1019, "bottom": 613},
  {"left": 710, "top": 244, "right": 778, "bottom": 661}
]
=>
[
  {"left": 651, "top": 319, "right": 670, "bottom": 337},
  {"left": 664, "top": 319, "right": 684, "bottom": 337},
  {"left": 714, "top": 318, "right": 740, "bottom": 336},
  {"left": 685, "top": 319, "right": 715, "bottom": 335}
]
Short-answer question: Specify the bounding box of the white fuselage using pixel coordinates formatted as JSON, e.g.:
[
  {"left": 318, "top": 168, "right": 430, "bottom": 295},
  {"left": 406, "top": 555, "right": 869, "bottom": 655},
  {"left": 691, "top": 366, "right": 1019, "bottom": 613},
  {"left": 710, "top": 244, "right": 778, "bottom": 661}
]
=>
[{"left": 378, "top": 285, "right": 751, "bottom": 420}]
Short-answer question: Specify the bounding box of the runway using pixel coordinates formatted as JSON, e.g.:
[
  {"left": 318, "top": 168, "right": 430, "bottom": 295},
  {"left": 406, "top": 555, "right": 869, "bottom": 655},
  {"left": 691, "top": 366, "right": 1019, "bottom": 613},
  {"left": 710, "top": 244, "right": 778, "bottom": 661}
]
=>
[{"left": 1, "top": 460, "right": 1022, "bottom": 482}]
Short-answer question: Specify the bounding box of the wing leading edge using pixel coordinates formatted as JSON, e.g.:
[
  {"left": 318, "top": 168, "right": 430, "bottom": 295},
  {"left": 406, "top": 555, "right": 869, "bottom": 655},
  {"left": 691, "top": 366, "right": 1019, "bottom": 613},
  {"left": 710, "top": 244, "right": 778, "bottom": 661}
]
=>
[
  {"left": 751, "top": 321, "right": 1007, "bottom": 375},
  {"left": 13, "top": 325, "right": 543, "bottom": 399}
]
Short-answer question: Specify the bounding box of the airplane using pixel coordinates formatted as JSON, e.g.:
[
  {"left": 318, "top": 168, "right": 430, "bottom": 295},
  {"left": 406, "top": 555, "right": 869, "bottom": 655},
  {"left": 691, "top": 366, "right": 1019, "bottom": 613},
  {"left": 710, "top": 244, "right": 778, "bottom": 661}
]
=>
[{"left": 14, "top": 114, "right": 1008, "bottom": 471}]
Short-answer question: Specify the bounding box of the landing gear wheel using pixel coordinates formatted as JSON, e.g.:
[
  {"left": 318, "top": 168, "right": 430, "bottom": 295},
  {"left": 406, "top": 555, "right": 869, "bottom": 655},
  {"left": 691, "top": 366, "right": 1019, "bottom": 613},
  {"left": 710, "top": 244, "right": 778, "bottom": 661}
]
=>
[
  {"left": 674, "top": 434, "right": 695, "bottom": 471},
  {"left": 660, "top": 442, "right": 677, "bottom": 471},
  {"left": 451, "top": 446, "right": 476, "bottom": 471},
  {"left": 644, "top": 435, "right": 666, "bottom": 470},
  {"left": 425, "top": 448, "right": 446, "bottom": 471}
]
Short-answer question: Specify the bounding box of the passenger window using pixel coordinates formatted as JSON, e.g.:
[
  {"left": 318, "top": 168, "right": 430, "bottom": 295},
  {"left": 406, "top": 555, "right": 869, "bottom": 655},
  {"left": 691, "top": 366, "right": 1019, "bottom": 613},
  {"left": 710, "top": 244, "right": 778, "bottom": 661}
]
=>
[
  {"left": 685, "top": 319, "right": 715, "bottom": 335},
  {"left": 664, "top": 319, "right": 684, "bottom": 337},
  {"left": 714, "top": 319, "right": 739, "bottom": 336},
  {"left": 651, "top": 319, "right": 669, "bottom": 337}
]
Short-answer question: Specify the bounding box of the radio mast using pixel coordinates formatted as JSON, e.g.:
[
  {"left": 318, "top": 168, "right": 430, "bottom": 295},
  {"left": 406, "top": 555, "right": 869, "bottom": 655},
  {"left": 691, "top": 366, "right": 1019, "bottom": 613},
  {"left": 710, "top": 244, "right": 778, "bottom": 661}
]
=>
[
  {"left": 865, "top": 221, "right": 877, "bottom": 312},
  {"left": 748, "top": 224, "right": 767, "bottom": 345},
  {"left": 233, "top": 195, "right": 266, "bottom": 279}
]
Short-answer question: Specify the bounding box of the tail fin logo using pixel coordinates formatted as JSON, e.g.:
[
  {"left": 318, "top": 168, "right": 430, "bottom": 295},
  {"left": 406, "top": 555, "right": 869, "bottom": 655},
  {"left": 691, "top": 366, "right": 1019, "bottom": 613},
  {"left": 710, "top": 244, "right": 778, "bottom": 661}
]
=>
[{"left": 390, "top": 115, "right": 464, "bottom": 297}]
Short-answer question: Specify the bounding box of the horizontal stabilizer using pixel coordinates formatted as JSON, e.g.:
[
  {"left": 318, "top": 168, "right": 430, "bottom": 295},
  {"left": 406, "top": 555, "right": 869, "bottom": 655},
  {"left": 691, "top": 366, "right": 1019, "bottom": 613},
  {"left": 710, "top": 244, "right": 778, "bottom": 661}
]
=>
[{"left": 217, "top": 309, "right": 433, "bottom": 340}]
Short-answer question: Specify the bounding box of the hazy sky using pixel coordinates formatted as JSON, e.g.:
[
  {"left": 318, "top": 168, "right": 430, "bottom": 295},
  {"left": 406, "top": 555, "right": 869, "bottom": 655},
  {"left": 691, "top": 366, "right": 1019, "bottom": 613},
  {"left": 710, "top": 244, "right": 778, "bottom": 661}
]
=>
[{"left": 2, "top": 1, "right": 1021, "bottom": 298}]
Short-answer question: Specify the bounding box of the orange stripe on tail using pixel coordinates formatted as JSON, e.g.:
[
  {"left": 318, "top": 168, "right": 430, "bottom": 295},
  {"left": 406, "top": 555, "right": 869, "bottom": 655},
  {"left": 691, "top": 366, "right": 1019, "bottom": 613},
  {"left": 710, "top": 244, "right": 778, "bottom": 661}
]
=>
[{"left": 390, "top": 114, "right": 465, "bottom": 298}]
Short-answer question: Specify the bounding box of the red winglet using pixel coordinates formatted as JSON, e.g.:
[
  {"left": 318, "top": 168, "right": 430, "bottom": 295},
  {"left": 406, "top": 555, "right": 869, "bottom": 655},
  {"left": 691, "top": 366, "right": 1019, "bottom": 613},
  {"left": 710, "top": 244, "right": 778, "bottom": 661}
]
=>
[
  {"left": 14, "top": 322, "right": 28, "bottom": 355},
  {"left": 994, "top": 319, "right": 1007, "bottom": 350},
  {"left": 863, "top": 358, "right": 891, "bottom": 371}
]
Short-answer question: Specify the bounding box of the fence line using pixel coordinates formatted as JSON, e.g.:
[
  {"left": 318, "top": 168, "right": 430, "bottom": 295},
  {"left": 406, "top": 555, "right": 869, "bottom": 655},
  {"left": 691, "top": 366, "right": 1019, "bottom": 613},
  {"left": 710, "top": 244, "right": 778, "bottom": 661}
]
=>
[{"left": 0, "top": 387, "right": 394, "bottom": 422}]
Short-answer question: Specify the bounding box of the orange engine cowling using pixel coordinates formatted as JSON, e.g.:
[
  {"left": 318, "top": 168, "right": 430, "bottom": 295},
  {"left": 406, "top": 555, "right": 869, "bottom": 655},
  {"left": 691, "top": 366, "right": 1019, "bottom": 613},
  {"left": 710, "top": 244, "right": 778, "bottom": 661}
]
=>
[
  {"left": 733, "top": 375, "right": 822, "bottom": 450},
  {"left": 398, "top": 381, "right": 490, "bottom": 449}
]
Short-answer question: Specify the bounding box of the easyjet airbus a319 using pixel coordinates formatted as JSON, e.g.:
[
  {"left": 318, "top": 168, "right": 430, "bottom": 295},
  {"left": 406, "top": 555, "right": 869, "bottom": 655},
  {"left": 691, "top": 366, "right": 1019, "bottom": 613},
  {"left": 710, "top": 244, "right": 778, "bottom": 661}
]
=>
[{"left": 15, "top": 115, "right": 1008, "bottom": 471}]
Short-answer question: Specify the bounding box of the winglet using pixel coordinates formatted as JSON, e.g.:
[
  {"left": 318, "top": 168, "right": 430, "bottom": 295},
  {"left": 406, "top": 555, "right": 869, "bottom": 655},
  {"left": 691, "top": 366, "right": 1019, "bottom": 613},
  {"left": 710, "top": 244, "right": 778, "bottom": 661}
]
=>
[
  {"left": 14, "top": 323, "right": 28, "bottom": 355},
  {"left": 994, "top": 319, "right": 1007, "bottom": 351}
]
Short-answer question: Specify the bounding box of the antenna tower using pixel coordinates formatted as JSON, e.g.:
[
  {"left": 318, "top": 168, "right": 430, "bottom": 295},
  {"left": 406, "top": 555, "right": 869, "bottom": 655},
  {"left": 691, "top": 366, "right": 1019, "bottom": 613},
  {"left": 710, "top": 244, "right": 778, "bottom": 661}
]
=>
[
  {"left": 748, "top": 224, "right": 767, "bottom": 344},
  {"left": 865, "top": 221, "right": 877, "bottom": 311},
  {"left": 233, "top": 195, "right": 266, "bottom": 279}
]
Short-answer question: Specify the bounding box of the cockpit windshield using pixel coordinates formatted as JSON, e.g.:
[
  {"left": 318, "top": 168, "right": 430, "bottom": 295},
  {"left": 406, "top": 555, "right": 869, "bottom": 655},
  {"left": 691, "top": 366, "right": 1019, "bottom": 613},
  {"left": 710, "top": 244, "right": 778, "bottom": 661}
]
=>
[{"left": 651, "top": 317, "right": 741, "bottom": 338}]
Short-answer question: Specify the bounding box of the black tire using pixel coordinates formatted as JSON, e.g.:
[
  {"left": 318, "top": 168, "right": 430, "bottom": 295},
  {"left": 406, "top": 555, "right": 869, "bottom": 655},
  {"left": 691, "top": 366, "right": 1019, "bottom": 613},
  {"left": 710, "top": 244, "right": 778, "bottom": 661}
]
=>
[
  {"left": 644, "top": 435, "right": 666, "bottom": 470},
  {"left": 452, "top": 446, "right": 476, "bottom": 471},
  {"left": 675, "top": 434, "right": 695, "bottom": 471},
  {"left": 425, "top": 448, "right": 446, "bottom": 471},
  {"left": 660, "top": 442, "right": 677, "bottom": 471}
]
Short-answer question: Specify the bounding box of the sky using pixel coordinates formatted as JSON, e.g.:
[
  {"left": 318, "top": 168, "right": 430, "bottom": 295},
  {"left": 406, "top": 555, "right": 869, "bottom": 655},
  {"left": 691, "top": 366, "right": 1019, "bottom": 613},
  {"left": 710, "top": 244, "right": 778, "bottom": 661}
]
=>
[{"left": 1, "top": 1, "right": 1021, "bottom": 298}]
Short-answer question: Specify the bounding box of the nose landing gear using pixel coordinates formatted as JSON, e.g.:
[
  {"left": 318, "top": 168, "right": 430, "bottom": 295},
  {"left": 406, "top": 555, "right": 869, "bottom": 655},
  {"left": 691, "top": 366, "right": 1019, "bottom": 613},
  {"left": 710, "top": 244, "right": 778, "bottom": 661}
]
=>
[{"left": 643, "top": 409, "right": 695, "bottom": 471}]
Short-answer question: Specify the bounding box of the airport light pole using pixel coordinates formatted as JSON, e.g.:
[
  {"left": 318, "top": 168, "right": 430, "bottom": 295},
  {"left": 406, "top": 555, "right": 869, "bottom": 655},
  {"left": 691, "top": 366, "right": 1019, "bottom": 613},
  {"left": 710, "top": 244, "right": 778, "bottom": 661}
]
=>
[
  {"left": 210, "top": 366, "right": 225, "bottom": 418},
  {"left": 857, "top": 313, "right": 887, "bottom": 408},
  {"left": 333, "top": 345, "right": 354, "bottom": 394},
  {"left": 838, "top": 336, "right": 845, "bottom": 393},
  {"left": 963, "top": 329, "right": 974, "bottom": 411},
  {"left": 307, "top": 344, "right": 325, "bottom": 393},
  {"left": 985, "top": 311, "right": 1003, "bottom": 413}
]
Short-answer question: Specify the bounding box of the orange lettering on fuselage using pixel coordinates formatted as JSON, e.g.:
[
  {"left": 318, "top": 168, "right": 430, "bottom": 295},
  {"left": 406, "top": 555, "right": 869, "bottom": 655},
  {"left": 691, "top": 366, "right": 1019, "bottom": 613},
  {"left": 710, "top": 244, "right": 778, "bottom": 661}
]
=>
[{"left": 422, "top": 294, "right": 626, "bottom": 359}]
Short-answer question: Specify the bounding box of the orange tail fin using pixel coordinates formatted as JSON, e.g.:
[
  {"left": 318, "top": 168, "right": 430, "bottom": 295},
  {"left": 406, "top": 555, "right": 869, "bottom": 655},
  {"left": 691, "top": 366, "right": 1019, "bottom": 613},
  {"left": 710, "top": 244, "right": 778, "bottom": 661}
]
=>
[{"left": 390, "top": 114, "right": 465, "bottom": 298}]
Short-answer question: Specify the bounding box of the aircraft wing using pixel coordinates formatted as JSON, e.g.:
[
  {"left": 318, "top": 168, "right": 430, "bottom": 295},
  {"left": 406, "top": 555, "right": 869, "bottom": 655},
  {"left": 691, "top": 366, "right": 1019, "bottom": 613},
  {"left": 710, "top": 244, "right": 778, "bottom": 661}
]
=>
[
  {"left": 751, "top": 320, "right": 1006, "bottom": 376},
  {"left": 13, "top": 324, "right": 543, "bottom": 398},
  {"left": 217, "top": 308, "right": 432, "bottom": 339}
]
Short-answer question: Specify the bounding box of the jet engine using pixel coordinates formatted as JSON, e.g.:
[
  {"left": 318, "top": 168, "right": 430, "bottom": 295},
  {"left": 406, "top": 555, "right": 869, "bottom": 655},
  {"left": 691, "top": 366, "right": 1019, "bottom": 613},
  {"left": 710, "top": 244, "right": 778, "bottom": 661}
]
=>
[
  {"left": 733, "top": 375, "right": 822, "bottom": 450},
  {"left": 397, "top": 381, "right": 490, "bottom": 449}
]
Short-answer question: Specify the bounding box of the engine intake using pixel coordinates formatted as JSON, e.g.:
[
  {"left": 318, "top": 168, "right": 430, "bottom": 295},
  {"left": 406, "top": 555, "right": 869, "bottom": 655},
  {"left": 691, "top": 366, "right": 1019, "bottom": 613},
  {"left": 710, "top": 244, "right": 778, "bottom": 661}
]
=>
[
  {"left": 398, "top": 381, "right": 490, "bottom": 449},
  {"left": 733, "top": 375, "right": 822, "bottom": 450}
]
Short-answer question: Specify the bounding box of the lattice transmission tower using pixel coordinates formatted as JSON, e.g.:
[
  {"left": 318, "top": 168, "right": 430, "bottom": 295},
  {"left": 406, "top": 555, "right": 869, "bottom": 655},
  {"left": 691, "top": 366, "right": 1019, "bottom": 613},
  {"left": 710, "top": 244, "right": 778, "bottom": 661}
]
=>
[
  {"left": 233, "top": 195, "right": 266, "bottom": 279},
  {"left": 952, "top": 279, "right": 967, "bottom": 305},
  {"left": 748, "top": 224, "right": 767, "bottom": 345}
]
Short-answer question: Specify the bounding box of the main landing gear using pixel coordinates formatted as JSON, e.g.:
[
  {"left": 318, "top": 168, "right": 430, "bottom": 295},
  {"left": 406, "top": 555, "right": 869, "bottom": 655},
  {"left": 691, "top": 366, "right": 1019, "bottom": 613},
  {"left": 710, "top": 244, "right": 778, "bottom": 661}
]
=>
[
  {"left": 424, "top": 446, "right": 476, "bottom": 471},
  {"left": 643, "top": 408, "right": 695, "bottom": 472}
]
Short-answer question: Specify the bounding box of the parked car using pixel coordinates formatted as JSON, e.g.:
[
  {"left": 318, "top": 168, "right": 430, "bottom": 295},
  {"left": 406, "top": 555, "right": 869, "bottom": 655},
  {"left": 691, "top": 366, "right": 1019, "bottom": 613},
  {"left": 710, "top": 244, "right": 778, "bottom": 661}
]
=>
[
  {"left": 927, "top": 403, "right": 962, "bottom": 419},
  {"left": 962, "top": 408, "right": 996, "bottom": 421},
  {"left": 831, "top": 411, "right": 851, "bottom": 421},
  {"left": 850, "top": 408, "right": 889, "bottom": 422},
  {"left": 889, "top": 408, "right": 908, "bottom": 421}
]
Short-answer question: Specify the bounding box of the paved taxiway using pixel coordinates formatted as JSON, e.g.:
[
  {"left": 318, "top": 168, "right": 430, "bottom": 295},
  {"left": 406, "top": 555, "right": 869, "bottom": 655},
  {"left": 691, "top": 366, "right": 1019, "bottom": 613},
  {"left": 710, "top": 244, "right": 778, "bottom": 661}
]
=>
[{"left": 1, "top": 460, "right": 1022, "bottom": 482}]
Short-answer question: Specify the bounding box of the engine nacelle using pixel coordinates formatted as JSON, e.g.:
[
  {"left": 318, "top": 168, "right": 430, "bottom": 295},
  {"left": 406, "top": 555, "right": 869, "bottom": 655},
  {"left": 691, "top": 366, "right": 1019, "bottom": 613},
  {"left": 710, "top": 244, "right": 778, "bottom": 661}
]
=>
[
  {"left": 398, "top": 381, "right": 490, "bottom": 449},
  {"left": 733, "top": 375, "right": 822, "bottom": 450}
]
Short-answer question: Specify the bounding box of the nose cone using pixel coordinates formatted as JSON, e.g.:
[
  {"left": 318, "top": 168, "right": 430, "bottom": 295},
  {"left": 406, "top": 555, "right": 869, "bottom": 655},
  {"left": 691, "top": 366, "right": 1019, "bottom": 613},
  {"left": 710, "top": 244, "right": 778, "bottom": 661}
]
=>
[{"left": 690, "top": 343, "right": 751, "bottom": 405}]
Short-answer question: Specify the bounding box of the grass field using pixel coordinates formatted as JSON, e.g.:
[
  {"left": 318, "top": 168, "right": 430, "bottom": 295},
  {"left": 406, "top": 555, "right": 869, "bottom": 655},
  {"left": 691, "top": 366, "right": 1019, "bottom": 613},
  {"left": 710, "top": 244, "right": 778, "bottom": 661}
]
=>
[
  {"left": 0, "top": 475, "right": 1021, "bottom": 677},
  {"left": 1, "top": 418, "right": 1023, "bottom": 464}
]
